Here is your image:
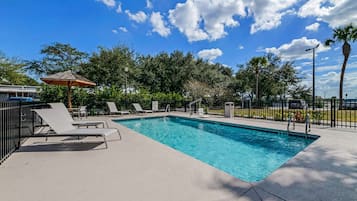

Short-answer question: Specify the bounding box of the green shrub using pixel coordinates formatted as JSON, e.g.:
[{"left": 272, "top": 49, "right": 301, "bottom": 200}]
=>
[{"left": 39, "top": 85, "right": 184, "bottom": 113}]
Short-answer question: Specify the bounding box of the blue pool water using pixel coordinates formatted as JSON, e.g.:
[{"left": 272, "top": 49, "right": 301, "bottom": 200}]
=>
[{"left": 115, "top": 116, "right": 315, "bottom": 182}]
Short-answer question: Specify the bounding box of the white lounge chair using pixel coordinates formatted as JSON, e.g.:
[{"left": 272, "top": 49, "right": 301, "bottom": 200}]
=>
[
  {"left": 133, "top": 103, "right": 153, "bottom": 113},
  {"left": 49, "top": 103, "right": 107, "bottom": 128},
  {"left": 72, "top": 106, "right": 88, "bottom": 119},
  {"left": 152, "top": 101, "right": 166, "bottom": 112},
  {"left": 106, "top": 102, "right": 130, "bottom": 115},
  {"left": 33, "top": 109, "right": 121, "bottom": 149}
]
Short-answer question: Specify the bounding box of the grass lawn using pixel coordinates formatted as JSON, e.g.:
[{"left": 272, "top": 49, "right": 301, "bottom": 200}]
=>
[{"left": 208, "top": 108, "right": 357, "bottom": 123}]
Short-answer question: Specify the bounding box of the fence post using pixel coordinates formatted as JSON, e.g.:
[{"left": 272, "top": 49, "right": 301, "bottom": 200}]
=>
[
  {"left": 330, "top": 98, "right": 336, "bottom": 127},
  {"left": 248, "top": 100, "right": 251, "bottom": 118},
  {"left": 333, "top": 98, "right": 336, "bottom": 127},
  {"left": 281, "top": 99, "right": 284, "bottom": 121},
  {"left": 330, "top": 98, "right": 333, "bottom": 127},
  {"left": 17, "top": 101, "right": 22, "bottom": 149},
  {"left": 32, "top": 105, "right": 35, "bottom": 135}
]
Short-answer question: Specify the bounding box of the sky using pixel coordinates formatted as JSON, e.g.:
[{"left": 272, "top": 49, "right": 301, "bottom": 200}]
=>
[{"left": 0, "top": 0, "right": 356, "bottom": 98}]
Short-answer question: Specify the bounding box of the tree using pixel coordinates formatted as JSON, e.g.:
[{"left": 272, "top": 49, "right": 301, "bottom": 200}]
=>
[
  {"left": 275, "top": 61, "right": 300, "bottom": 99},
  {"left": 233, "top": 54, "right": 300, "bottom": 102},
  {"left": 136, "top": 50, "right": 233, "bottom": 94},
  {"left": 80, "top": 46, "right": 136, "bottom": 88},
  {"left": 136, "top": 51, "right": 195, "bottom": 93},
  {"left": 288, "top": 85, "right": 312, "bottom": 100},
  {"left": 0, "top": 53, "right": 38, "bottom": 85},
  {"left": 325, "top": 24, "right": 357, "bottom": 107},
  {"left": 26, "top": 42, "right": 88, "bottom": 75},
  {"left": 247, "top": 56, "right": 268, "bottom": 102},
  {"left": 184, "top": 80, "right": 211, "bottom": 100}
]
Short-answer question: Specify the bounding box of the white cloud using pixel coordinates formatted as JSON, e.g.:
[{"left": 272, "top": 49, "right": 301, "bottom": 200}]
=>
[
  {"left": 256, "top": 46, "right": 265, "bottom": 52},
  {"left": 316, "top": 62, "right": 357, "bottom": 72},
  {"left": 146, "top": 0, "right": 153, "bottom": 9},
  {"left": 150, "top": 12, "right": 171, "bottom": 37},
  {"left": 247, "top": 0, "right": 298, "bottom": 33},
  {"left": 294, "top": 66, "right": 302, "bottom": 70},
  {"left": 265, "top": 37, "right": 330, "bottom": 61},
  {"left": 197, "top": 48, "right": 223, "bottom": 61},
  {"left": 239, "top": 45, "right": 244, "bottom": 50},
  {"left": 112, "top": 29, "right": 118, "bottom": 34},
  {"left": 168, "top": 0, "right": 245, "bottom": 42},
  {"left": 125, "top": 10, "right": 147, "bottom": 23},
  {"left": 119, "top": 26, "right": 128, "bottom": 32},
  {"left": 116, "top": 2, "right": 122, "bottom": 13},
  {"left": 298, "top": 0, "right": 357, "bottom": 28},
  {"left": 301, "top": 61, "right": 312, "bottom": 66},
  {"left": 316, "top": 65, "right": 339, "bottom": 72},
  {"left": 98, "top": 0, "right": 116, "bottom": 7},
  {"left": 305, "top": 22, "right": 320, "bottom": 31},
  {"left": 167, "top": 0, "right": 301, "bottom": 42},
  {"left": 321, "top": 56, "right": 329, "bottom": 61}
]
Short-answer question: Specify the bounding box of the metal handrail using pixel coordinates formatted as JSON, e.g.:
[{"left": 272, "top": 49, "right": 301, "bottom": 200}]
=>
[
  {"left": 287, "top": 112, "right": 295, "bottom": 132},
  {"left": 165, "top": 104, "right": 170, "bottom": 112},
  {"left": 305, "top": 113, "right": 311, "bottom": 135},
  {"left": 189, "top": 98, "right": 202, "bottom": 115}
]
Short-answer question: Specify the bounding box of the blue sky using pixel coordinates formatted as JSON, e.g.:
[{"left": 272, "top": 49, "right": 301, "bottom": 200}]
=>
[{"left": 0, "top": 0, "right": 356, "bottom": 98}]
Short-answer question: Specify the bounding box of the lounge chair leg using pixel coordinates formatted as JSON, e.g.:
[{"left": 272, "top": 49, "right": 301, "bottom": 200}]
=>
[
  {"left": 104, "top": 121, "right": 109, "bottom": 128},
  {"left": 116, "top": 128, "right": 122, "bottom": 140},
  {"left": 103, "top": 135, "right": 108, "bottom": 149},
  {"left": 45, "top": 130, "right": 50, "bottom": 142}
]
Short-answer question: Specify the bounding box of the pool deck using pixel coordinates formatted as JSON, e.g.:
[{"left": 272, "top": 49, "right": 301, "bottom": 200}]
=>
[{"left": 0, "top": 112, "right": 356, "bottom": 201}]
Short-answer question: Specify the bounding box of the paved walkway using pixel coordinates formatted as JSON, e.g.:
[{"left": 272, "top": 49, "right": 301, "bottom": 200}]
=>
[{"left": 0, "top": 112, "right": 356, "bottom": 201}]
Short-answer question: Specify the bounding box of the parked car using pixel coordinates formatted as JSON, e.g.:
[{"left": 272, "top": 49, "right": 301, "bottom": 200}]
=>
[
  {"left": 342, "top": 99, "right": 357, "bottom": 110},
  {"left": 288, "top": 99, "right": 306, "bottom": 109},
  {"left": 7, "top": 97, "right": 33, "bottom": 102}
]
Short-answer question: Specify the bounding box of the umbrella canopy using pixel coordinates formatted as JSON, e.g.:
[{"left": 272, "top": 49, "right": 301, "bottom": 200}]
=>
[{"left": 41, "top": 70, "right": 96, "bottom": 109}]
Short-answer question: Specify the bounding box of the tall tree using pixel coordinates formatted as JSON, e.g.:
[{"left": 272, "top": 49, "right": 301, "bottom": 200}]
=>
[
  {"left": 26, "top": 42, "right": 88, "bottom": 75},
  {"left": 233, "top": 54, "right": 299, "bottom": 101},
  {"left": 80, "top": 46, "right": 136, "bottom": 88},
  {"left": 247, "top": 56, "right": 268, "bottom": 102},
  {"left": 325, "top": 24, "right": 357, "bottom": 107},
  {"left": 276, "top": 61, "right": 300, "bottom": 99}
]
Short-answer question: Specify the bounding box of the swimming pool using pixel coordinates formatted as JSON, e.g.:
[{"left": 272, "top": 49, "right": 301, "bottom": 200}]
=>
[{"left": 115, "top": 116, "right": 316, "bottom": 182}]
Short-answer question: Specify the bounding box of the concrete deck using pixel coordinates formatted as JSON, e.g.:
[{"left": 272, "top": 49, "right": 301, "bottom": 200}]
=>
[{"left": 0, "top": 112, "right": 356, "bottom": 201}]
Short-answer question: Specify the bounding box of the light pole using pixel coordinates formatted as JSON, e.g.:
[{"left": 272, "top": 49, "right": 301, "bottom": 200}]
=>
[{"left": 305, "top": 44, "right": 319, "bottom": 110}]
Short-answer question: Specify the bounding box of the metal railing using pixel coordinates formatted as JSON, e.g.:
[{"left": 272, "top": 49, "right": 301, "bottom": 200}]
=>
[
  {"left": 0, "top": 101, "right": 48, "bottom": 165},
  {"left": 206, "top": 98, "right": 357, "bottom": 129}
]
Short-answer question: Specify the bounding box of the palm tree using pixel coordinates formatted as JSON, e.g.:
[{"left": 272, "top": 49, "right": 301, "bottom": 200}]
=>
[
  {"left": 325, "top": 24, "right": 357, "bottom": 108},
  {"left": 248, "top": 57, "right": 268, "bottom": 103}
]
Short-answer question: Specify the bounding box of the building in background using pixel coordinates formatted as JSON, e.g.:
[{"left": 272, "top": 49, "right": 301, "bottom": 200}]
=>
[{"left": 0, "top": 85, "right": 40, "bottom": 101}]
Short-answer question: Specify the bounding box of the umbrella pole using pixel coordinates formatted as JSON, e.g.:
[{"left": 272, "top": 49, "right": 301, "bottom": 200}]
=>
[{"left": 67, "top": 83, "right": 72, "bottom": 109}]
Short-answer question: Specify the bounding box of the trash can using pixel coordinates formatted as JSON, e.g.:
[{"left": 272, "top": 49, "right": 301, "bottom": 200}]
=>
[{"left": 224, "top": 102, "right": 234, "bottom": 118}]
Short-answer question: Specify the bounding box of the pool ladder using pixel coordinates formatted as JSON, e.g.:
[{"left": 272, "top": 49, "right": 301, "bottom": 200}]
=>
[
  {"left": 287, "top": 112, "right": 310, "bottom": 138},
  {"left": 189, "top": 98, "right": 202, "bottom": 116},
  {"left": 287, "top": 112, "right": 295, "bottom": 133},
  {"left": 305, "top": 113, "right": 311, "bottom": 134},
  {"left": 165, "top": 104, "right": 170, "bottom": 112}
]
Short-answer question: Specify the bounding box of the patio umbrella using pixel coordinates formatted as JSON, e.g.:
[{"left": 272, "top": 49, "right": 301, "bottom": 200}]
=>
[{"left": 41, "top": 70, "right": 96, "bottom": 109}]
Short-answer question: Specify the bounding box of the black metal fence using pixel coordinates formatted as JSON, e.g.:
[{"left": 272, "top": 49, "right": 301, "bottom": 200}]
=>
[
  {"left": 0, "top": 101, "right": 48, "bottom": 165},
  {"left": 206, "top": 98, "right": 357, "bottom": 129}
]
